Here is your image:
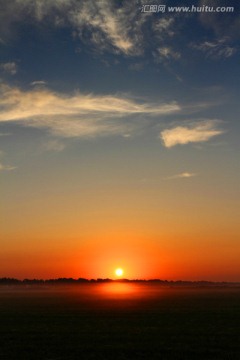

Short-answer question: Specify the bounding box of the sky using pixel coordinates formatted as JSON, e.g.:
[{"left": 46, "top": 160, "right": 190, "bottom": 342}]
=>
[{"left": 0, "top": 0, "right": 240, "bottom": 281}]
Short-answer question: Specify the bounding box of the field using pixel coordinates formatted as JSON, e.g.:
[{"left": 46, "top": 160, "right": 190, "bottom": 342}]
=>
[{"left": 0, "top": 284, "right": 240, "bottom": 359}]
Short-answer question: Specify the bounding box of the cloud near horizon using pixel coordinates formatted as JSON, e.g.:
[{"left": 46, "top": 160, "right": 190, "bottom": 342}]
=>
[
  {"left": 160, "top": 120, "right": 224, "bottom": 148},
  {"left": 167, "top": 172, "right": 197, "bottom": 179},
  {"left": 0, "top": 83, "right": 180, "bottom": 138}
]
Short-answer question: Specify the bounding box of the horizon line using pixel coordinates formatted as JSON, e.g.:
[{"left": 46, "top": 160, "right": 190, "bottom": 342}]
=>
[{"left": 1, "top": 277, "right": 240, "bottom": 285}]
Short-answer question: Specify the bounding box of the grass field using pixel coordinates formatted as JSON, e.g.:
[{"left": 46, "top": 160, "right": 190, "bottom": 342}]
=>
[{"left": 0, "top": 284, "right": 240, "bottom": 359}]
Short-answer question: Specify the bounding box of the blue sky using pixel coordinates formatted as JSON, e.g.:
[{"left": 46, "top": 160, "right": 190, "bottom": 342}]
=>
[
  {"left": 1, "top": 0, "right": 239, "bottom": 142},
  {"left": 1, "top": 0, "right": 240, "bottom": 280}
]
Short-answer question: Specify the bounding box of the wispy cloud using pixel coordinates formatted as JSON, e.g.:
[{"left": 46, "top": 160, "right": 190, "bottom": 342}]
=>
[
  {"left": 192, "top": 38, "right": 237, "bottom": 59},
  {"left": 0, "top": 1, "right": 183, "bottom": 60},
  {"left": 70, "top": 1, "right": 137, "bottom": 55},
  {"left": 1, "top": 0, "right": 238, "bottom": 65},
  {"left": 31, "top": 80, "right": 47, "bottom": 86},
  {"left": 69, "top": 1, "right": 165, "bottom": 57},
  {"left": 0, "top": 83, "right": 180, "bottom": 138},
  {"left": 153, "top": 17, "right": 175, "bottom": 38},
  {"left": 0, "top": 162, "right": 16, "bottom": 171},
  {"left": 167, "top": 172, "right": 197, "bottom": 179},
  {"left": 153, "top": 47, "right": 181, "bottom": 62},
  {"left": 0, "top": 62, "right": 17, "bottom": 75},
  {"left": 160, "top": 120, "right": 224, "bottom": 148},
  {"left": 0, "top": 0, "right": 148, "bottom": 56},
  {"left": 152, "top": 16, "right": 182, "bottom": 68}
]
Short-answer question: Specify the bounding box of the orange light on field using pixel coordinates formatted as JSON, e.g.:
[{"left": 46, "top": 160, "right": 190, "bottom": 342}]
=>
[{"left": 100, "top": 283, "right": 138, "bottom": 297}]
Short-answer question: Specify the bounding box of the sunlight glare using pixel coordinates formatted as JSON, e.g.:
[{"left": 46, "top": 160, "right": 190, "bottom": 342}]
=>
[{"left": 115, "top": 268, "right": 123, "bottom": 277}]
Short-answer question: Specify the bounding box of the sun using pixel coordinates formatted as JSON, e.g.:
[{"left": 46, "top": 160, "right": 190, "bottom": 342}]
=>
[{"left": 115, "top": 268, "right": 124, "bottom": 277}]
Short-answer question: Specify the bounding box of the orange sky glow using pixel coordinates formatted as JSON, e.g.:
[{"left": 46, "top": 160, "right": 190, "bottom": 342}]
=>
[{"left": 1, "top": 1, "right": 240, "bottom": 283}]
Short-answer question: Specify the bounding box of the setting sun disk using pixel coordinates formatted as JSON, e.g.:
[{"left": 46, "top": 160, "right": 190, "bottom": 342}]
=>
[{"left": 115, "top": 268, "right": 123, "bottom": 277}]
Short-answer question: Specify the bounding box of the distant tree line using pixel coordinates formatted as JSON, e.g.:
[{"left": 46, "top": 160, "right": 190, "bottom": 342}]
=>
[{"left": 0, "top": 277, "right": 239, "bottom": 286}]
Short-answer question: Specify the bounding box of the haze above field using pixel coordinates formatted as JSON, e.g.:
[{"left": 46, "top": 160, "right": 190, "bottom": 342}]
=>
[{"left": 1, "top": 0, "right": 240, "bottom": 281}]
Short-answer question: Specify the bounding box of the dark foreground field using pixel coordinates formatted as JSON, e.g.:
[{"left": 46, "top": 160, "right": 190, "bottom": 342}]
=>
[{"left": 0, "top": 284, "right": 240, "bottom": 360}]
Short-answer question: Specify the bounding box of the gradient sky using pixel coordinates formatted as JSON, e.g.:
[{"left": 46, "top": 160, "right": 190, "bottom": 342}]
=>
[{"left": 1, "top": 0, "right": 240, "bottom": 281}]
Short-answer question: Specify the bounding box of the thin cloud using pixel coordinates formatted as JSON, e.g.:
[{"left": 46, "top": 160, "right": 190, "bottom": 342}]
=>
[
  {"left": 160, "top": 120, "right": 224, "bottom": 148},
  {"left": 0, "top": 1, "right": 181, "bottom": 59},
  {"left": 0, "top": 62, "right": 17, "bottom": 75},
  {"left": 192, "top": 38, "right": 237, "bottom": 59},
  {"left": 167, "top": 172, "right": 197, "bottom": 179},
  {"left": 153, "top": 18, "right": 175, "bottom": 38},
  {"left": 1, "top": 0, "right": 237, "bottom": 64},
  {"left": 0, "top": 162, "right": 16, "bottom": 171},
  {"left": 69, "top": 1, "right": 147, "bottom": 56},
  {"left": 154, "top": 47, "right": 181, "bottom": 62},
  {"left": 0, "top": 0, "right": 147, "bottom": 56},
  {"left": 31, "top": 81, "right": 47, "bottom": 86},
  {"left": 0, "top": 83, "right": 180, "bottom": 138},
  {"left": 152, "top": 17, "right": 181, "bottom": 66}
]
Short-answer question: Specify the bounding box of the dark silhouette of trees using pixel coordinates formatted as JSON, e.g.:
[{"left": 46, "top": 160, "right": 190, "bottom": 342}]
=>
[{"left": 0, "top": 277, "right": 237, "bottom": 287}]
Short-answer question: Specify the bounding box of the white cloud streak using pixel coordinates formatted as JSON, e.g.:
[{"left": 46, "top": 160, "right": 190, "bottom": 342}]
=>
[
  {"left": 167, "top": 172, "right": 197, "bottom": 179},
  {"left": 31, "top": 80, "right": 47, "bottom": 86},
  {"left": 0, "top": 83, "right": 180, "bottom": 138},
  {"left": 160, "top": 120, "right": 224, "bottom": 148}
]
